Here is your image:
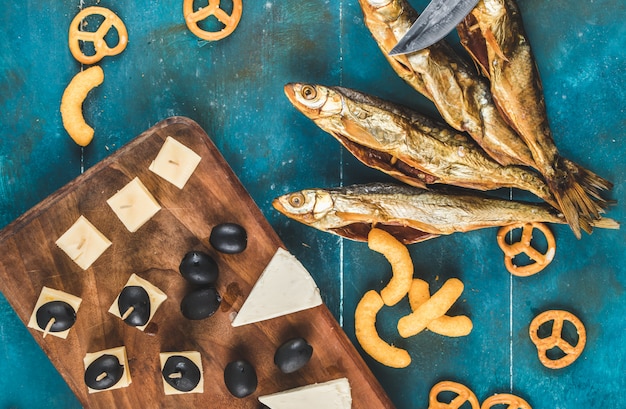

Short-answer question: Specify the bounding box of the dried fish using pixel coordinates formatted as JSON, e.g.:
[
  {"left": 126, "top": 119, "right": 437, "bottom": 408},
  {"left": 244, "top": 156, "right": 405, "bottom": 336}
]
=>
[
  {"left": 457, "top": 0, "right": 613, "bottom": 238},
  {"left": 356, "top": 0, "right": 535, "bottom": 168},
  {"left": 272, "top": 183, "right": 619, "bottom": 244},
  {"left": 284, "top": 82, "right": 558, "bottom": 208}
]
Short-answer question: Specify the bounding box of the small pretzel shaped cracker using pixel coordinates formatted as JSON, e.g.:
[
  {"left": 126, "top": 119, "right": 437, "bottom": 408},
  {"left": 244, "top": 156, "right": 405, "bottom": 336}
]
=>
[
  {"left": 183, "top": 0, "right": 242, "bottom": 41},
  {"left": 496, "top": 222, "right": 555, "bottom": 276},
  {"left": 481, "top": 393, "right": 532, "bottom": 409},
  {"left": 529, "top": 309, "right": 586, "bottom": 369},
  {"left": 428, "top": 380, "right": 479, "bottom": 409},
  {"left": 68, "top": 6, "right": 128, "bottom": 65}
]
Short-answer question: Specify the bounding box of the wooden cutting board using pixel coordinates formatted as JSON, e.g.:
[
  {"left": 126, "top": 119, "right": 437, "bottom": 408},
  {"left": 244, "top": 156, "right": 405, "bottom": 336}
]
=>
[{"left": 0, "top": 117, "right": 394, "bottom": 409}]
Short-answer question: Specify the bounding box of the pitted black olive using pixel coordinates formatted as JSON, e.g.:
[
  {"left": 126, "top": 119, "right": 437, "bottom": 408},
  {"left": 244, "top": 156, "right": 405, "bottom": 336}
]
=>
[
  {"left": 180, "top": 287, "right": 221, "bottom": 320},
  {"left": 209, "top": 223, "right": 247, "bottom": 254},
  {"left": 162, "top": 355, "right": 202, "bottom": 392},
  {"left": 179, "top": 250, "right": 219, "bottom": 285},
  {"left": 36, "top": 301, "right": 76, "bottom": 333},
  {"left": 274, "top": 337, "right": 313, "bottom": 374},
  {"left": 118, "top": 285, "right": 151, "bottom": 327},
  {"left": 224, "top": 359, "right": 257, "bottom": 398},
  {"left": 84, "top": 354, "right": 124, "bottom": 390}
]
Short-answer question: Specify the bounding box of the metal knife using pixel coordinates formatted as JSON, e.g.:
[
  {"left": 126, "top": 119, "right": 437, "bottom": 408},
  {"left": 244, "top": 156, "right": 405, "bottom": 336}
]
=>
[{"left": 389, "top": 0, "right": 480, "bottom": 56}]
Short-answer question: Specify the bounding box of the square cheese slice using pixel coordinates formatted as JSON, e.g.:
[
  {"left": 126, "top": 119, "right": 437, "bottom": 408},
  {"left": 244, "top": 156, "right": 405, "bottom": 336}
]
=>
[
  {"left": 159, "top": 351, "right": 204, "bottom": 395},
  {"left": 108, "top": 273, "right": 167, "bottom": 331},
  {"left": 27, "top": 287, "right": 82, "bottom": 339},
  {"left": 83, "top": 346, "right": 131, "bottom": 393},
  {"left": 258, "top": 378, "right": 352, "bottom": 409},
  {"left": 55, "top": 215, "right": 112, "bottom": 270},
  {"left": 231, "top": 247, "right": 323, "bottom": 327},
  {"left": 106, "top": 177, "right": 161, "bottom": 232},
  {"left": 149, "top": 136, "right": 201, "bottom": 189}
]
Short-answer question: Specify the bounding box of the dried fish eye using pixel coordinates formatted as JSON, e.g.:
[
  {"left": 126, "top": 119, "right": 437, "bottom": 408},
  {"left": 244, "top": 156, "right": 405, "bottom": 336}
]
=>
[
  {"left": 288, "top": 193, "right": 305, "bottom": 208},
  {"left": 301, "top": 85, "right": 317, "bottom": 100}
]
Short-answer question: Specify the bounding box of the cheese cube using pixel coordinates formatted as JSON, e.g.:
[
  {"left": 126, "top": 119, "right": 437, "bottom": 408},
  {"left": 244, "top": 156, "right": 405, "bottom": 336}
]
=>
[
  {"left": 149, "top": 136, "right": 201, "bottom": 189},
  {"left": 159, "top": 351, "right": 204, "bottom": 395},
  {"left": 106, "top": 177, "right": 161, "bottom": 232},
  {"left": 27, "top": 287, "right": 82, "bottom": 339},
  {"left": 108, "top": 273, "right": 167, "bottom": 331},
  {"left": 55, "top": 215, "right": 111, "bottom": 270},
  {"left": 83, "top": 346, "right": 132, "bottom": 393}
]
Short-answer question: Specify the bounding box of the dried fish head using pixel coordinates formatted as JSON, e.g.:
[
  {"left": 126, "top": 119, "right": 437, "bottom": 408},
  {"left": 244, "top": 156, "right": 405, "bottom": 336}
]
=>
[
  {"left": 284, "top": 83, "right": 342, "bottom": 120},
  {"left": 272, "top": 189, "right": 336, "bottom": 226}
]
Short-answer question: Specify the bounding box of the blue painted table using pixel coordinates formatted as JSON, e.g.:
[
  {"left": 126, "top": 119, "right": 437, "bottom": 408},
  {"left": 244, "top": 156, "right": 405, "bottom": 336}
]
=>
[{"left": 1, "top": 0, "right": 624, "bottom": 408}]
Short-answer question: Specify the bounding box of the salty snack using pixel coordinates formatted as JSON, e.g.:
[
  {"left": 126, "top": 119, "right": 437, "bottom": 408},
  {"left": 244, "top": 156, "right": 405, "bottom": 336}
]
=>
[
  {"left": 497, "top": 222, "right": 556, "bottom": 276},
  {"left": 368, "top": 228, "right": 413, "bottom": 306},
  {"left": 27, "top": 287, "right": 82, "bottom": 339},
  {"left": 458, "top": 0, "right": 613, "bottom": 238},
  {"left": 284, "top": 83, "right": 557, "bottom": 208},
  {"left": 273, "top": 182, "right": 618, "bottom": 245},
  {"left": 160, "top": 351, "right": 204, "bottom": 395},
  {"left": 274, "top": 337, "right": 313, "bottom": 374},
  {"left": 481, "top": 393, "right": 532, "bottom": 409},
  {"left": 397, "top": 278, "right": 465, "bottom": 338},
  {"left": 210, "top": 222, "right": 248, "bottom": 254},
  {"left": 179, "top": 250, "right": 219, "bottom": 286},
  {"left": 180, "top": 287, "right": 221, "bottom": 320},
  {"left": 83, "top": 346, "right": 131, "bottom": 393},
  {"left": 60, "top": 66, "right": 104, "bottom": 147},
  {"left": 529, "top": 310, "right": 586, "bottom": 369},
  {"left": 224, "top": 359, "right": 257, "bottom": 398},
  {"left": 354, "top": 290, "right": 411, "bottom": 368},
  {"left": 183, "top": 0, "right": 242, "bottom": 41},
  {"left": 428, "top": 380, "right": 479, "bottom": 409},
  {"left": 409, "top": 279, "right": 472, "bottom": 337},
  {"left": 68, "top": 6, "right": 128, "bottom": 65}
]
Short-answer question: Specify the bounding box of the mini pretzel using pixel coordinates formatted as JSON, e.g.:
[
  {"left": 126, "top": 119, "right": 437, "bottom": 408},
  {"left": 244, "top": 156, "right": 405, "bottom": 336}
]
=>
[
  {"left": 529, "top": 309, "right": 586, "bottom": 369},
  {"left": 68, "top": 6, "right": 128, "bottom": 65},
  {"left": 428, "top": 380, "right": 479, "bottom": 409},
  {"left": 496, "top": 222, "right": 555, "bottom": 276},
  {"left": 183, "top": 0, "right": 242, "bottom": 41},
  {"left": 481, "top": 393, "right": 532, "bottom": 409}
]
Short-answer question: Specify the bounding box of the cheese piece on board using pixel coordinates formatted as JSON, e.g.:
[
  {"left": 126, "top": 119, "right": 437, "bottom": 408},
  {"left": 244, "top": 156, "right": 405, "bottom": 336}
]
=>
[
  {"left": 27, "top": 287, "right": 82, "bottom": 339},
  {"left": 258, "top": 377, "right": 352, "bottom": 409},
  {"left": 106, "top": 177, "right": 161, "bottom": 232},
  {"left": 55, "top": 215, "right": 112, "bottom": 270},
  {"left": 149, "top": 136, "right": 201, "bottom": 189},
  {"left": 83, "top": 346, "right": 132, "bottom": 393},
  {"left": 159, "top": 351, "right": 204, "bottom": 395},
  {"left": 231, "top": 247, "right": 322, "bottom": 327},
  {"left": 108, "top": 273, "right": 167, "bottom": 331}
]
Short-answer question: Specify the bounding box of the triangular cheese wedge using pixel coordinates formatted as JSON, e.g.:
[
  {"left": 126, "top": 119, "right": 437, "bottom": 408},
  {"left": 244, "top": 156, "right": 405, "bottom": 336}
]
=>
[
  {"left": 231, "top": 247, "right": 322, "bottom": 327},
  {"left": 258, "top": 378, "right": 352, "bottom": 409}
]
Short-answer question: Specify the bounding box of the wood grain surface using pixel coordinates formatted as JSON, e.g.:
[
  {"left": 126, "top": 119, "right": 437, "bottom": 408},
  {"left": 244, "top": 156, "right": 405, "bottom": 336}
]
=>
[{"left": 0, "top": 117, "right": 394, "bottom": 409}]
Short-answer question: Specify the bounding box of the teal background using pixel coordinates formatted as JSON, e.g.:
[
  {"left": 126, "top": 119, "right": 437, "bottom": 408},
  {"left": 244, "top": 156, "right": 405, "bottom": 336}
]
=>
[{"left": 1, "top": 0, "right": 624, "bottom": 408}]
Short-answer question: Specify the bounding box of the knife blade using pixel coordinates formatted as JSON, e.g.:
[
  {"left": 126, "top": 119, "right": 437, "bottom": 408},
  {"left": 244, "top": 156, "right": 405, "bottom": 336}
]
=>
[{"left": 389, "top": 0, "right": 480, "bottom": 56}]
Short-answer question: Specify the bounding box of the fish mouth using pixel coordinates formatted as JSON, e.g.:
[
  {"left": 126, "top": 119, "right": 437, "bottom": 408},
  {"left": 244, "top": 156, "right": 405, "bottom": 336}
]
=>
[{"left": 333, "top": 132, "right": 438, "bottom": 188}]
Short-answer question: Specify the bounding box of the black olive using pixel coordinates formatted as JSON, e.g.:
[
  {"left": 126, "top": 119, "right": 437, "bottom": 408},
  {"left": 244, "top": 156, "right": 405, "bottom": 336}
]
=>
[
  {"left": 274, "top": 337, "right": 313, "bottom": 374},
  {"left": 162, "top": 355, "right": 202, "bottom": 392},
  {"left": 36, "top": 301, "right": 76, "bottom": 333},
  {"left": 180, "top": 287, "right": 221, "bottom": 320},
  {"left": 118, "top": 286, "right": 151, "bottom": 327},
  {"left": 224, "top": 359, "right": 257, "bottom": 398},
  {"left": 179, "top": 250, "right": 219, "bottom": 285},
  {"left": 84, "top": 354, "right": 124, "bottom": 390},
  {"left": 209, "top": 223, "right": 247, "bottom": 254}
]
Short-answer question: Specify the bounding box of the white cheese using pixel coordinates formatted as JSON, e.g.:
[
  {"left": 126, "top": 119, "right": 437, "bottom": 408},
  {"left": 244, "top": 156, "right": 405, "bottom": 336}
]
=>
[
  {"left": 106, "top": 177, "right": 161, "bottom": 232},
  {"left": 83, "top": 346, "right": 131, "bottom": 393},
  {"left": 55, "top": 215, "right": 112, "bottom": 270},
  {"left": 258, "top": 378, "right": 352, "bottom": 409},
  {"left": 149, "top": 136, "right": 201, "bottom": 189},
  {"left": 231, "top": 247, "right": 322, "bottom": 327},
  {"left": 108, "top": 273, "right": 167, "bottom": 331},
  {"left": 159, "top": 351, "right": 204, "bottom": 395},
  {"left": 27, "top": 286, "right": 82, "bottom": 339}
]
